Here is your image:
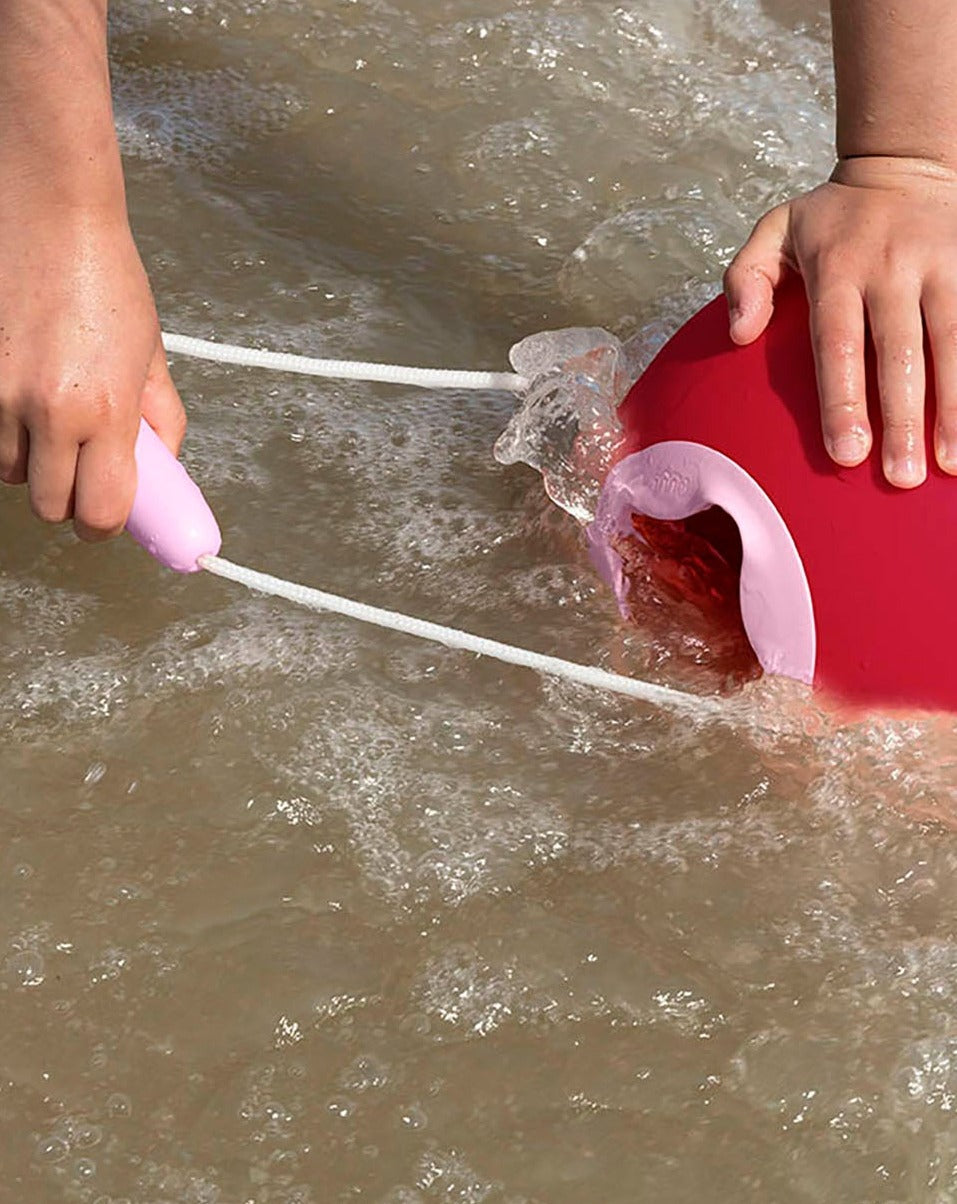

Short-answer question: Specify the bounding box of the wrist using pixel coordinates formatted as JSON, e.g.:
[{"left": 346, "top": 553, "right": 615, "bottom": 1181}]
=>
[
  {"left": 4, "top": 135, "right": 127, "bottom": 218},
  {"left": 831, "top": 155, "right": 957, "bottom": 192}
]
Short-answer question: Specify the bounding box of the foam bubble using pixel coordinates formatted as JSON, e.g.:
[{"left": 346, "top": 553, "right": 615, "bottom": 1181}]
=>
[{"left": 113, "top": 67, "right": 301, "bottom": 167}]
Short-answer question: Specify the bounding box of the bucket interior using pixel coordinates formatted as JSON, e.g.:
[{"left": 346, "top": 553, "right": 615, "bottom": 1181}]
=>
[{"left": 612, "top": 505, "right": 761, "bottom": 681}]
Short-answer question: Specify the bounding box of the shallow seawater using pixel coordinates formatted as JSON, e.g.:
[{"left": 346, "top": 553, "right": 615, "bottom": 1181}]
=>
[{"left": 7, "top": 2, "right": 957, "bottom": 1200}]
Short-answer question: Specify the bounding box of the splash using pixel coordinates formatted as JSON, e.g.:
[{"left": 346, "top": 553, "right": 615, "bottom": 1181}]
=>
[
  {"left": 492, "top": 292, "right": 711, "bottom": 523},
  {"left": 493, "top": 326, "right": 639, "bottom": 522},
  {"left": 494, "top": 313, "right": 761, "bottom": 685}
]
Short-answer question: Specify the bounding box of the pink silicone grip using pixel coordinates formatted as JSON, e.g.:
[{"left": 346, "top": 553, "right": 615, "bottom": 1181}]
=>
[{"left": 125, "top": 419, "right": 222, "bottom": 572}]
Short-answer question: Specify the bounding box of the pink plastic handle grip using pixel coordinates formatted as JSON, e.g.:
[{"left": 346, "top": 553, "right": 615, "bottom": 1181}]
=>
[{"left": 125, "top": 419, "right": 222, "bottom": 573}]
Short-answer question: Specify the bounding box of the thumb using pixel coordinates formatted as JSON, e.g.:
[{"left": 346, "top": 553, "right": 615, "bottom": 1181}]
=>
[
  {"left": 140, "top": 337, "right": 187, "bottom": 457},
  {"left": 723, "top": 205, "right": 792, "bottom": 345}
]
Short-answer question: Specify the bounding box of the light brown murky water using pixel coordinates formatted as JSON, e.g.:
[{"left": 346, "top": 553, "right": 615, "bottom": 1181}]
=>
[{"left": 7, "top": 3, "right": 957, "bottom": 1201}]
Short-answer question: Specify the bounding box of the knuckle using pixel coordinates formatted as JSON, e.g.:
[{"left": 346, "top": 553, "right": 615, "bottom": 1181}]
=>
[
  {"left": 28, "top": 391, "right": 66, "bottom": 429},
  {"left": 805, "top": 246, "right": 848, "bottom": 285},
  {"left": 815, "top": 330, "right": 861, "bottom": 364},
  {"left": 29, "top": 385, "right": 77, "bottom": 431},
  {"left": 820, "top": 395, "right": 864, "bottom": 423},
  {"left": 882, "top": 411, "right": 923, "bottom": 440},
  {"left": 78, "top": 392, "right": 116, "bottom": 434},
  {"left": 878, "top": 244, "right": 918, "bottom": 280},
  {"left": 723, "top": 258, "right": 773, "bottom": 306},
  {"left": 32, "top": 382, "right": 115, "bottom": 434},
  {"left": 874, "top": 335, "right": 922, "bottom": 375}
]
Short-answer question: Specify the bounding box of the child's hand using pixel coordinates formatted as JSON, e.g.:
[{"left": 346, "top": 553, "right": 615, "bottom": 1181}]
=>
[
  {"left": 0, "top": 203, "right": 186, "bottom": 540},
  {"left": 724, "top": 156, "right": 957, "bottom": 489}
]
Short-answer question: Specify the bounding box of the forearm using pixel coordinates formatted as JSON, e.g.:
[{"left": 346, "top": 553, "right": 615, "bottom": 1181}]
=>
[
  {"left": 0, "top": 1, "right": 186, "bottom": 539},
  {"left": 832, "top": 0, "right": 957, "bottom": 168},
  {"left": 0, "top": 0, "right": 125, "bottom": 211}
]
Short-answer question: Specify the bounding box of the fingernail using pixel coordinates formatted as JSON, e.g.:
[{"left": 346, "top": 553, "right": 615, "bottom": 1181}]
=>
[
  {"left": 886, "top": 456, "right": 923, "bottom": 487},
  {"left": 938, "top": 438, "right": 957, "bottom": 473},
  {"left": 829, "top": 433, "right": 867, "bottom": 465}
]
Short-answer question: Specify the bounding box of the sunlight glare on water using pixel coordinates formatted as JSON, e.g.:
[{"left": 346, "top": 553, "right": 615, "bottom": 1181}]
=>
[{"left": 6, "top": 2, "right": 957, "bottom": 1201}]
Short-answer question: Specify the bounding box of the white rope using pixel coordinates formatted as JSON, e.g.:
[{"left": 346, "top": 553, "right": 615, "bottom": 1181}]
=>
[
  {"left": 166, "top": 333, "right": 722, "bottom": 719},
  {"left": 199, "top": 554, "right": 723, "bottom": 719},
  {"left": 162, "top": 331, "right": 527, "bottom": 393}
]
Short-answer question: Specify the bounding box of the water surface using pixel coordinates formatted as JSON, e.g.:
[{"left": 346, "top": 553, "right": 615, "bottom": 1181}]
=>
[{"left": 6, "top": 3, "right": 957, "bottom": 1201}]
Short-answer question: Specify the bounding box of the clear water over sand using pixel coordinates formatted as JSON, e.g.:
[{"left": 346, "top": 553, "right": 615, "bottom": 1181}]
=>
[{"left": 6, "top": 3, "right": 957, "bottom": 1201}]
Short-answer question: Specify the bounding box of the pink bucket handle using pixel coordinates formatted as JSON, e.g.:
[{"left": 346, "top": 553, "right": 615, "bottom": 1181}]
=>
[{"left": 125, "top": 419, "right": 222, "bottom": 573}]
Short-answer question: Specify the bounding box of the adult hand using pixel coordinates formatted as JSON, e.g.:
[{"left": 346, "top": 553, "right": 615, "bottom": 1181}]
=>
[
  {"left": 0, "top": 0, "right": 186, "bottom": 542},
  {"left": 0, "top": 203, "right": 186, "bottom": 540},
  {"left": 724, "top": 156, "right": 957, "bottom": 489}
]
